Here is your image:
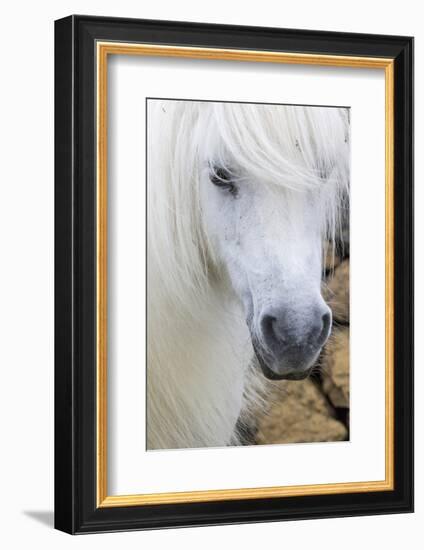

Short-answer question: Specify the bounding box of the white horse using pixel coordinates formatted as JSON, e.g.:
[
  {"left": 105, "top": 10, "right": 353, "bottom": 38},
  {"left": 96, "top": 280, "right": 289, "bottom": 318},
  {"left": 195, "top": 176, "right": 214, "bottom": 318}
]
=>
[{"left": 147, "top": 100, "right": 349, "bottom": 450}]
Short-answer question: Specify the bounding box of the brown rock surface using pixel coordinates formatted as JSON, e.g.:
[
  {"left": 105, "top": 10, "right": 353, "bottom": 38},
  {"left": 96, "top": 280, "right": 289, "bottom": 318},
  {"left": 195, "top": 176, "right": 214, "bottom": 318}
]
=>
[
  {"left": 321, "top": 328, "right": 350, "bottom": 409},
  {"left": 323, "top": 259, "right": 349, "bottom": 323},
  {"left": 256, "top": 378, "right": 347, "bottom": 445}
]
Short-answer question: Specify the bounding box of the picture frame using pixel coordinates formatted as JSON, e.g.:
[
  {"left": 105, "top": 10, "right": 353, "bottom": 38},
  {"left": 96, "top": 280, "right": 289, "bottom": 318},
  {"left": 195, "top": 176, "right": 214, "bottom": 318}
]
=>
[{"left": 54, "top": 15, "right": 414, "bottom": 534}]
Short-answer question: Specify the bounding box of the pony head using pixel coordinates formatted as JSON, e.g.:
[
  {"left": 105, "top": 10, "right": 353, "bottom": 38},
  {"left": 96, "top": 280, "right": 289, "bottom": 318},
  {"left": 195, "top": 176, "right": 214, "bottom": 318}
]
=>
[{"left": 148, "top": 100, "right": 349, "bottom": 381}]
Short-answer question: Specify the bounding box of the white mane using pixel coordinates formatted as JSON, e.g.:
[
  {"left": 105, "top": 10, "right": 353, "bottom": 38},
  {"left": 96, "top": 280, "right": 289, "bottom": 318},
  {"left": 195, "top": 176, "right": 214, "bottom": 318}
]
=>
[{"left": 147, "top": 100, "right": 349, "bottom": 450}]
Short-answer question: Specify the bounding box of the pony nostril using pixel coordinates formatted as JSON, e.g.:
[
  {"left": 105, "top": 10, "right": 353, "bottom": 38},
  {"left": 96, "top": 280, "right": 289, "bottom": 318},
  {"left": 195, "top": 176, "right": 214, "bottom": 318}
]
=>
[
  {"left": 261, "top": 315, "right": 277, "bottom": 344},
  {"left": 317, "top": 310, "right": 332, "bottom": 347},
  {"left": 260, "top": 313, "right": 288, "bottom": 348}
]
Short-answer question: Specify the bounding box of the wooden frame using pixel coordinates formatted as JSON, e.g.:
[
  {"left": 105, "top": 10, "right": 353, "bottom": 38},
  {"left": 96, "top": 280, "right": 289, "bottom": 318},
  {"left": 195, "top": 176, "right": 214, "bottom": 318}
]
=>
[{"left": 55, "top": 15, "right": 414, "bottom": 533}]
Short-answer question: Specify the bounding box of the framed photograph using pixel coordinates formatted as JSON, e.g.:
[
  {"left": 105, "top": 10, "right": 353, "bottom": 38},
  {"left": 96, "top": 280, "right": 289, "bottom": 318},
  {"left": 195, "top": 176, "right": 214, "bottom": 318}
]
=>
[{"left": 54, "top": 15, "right": 413, "bottom": 534}]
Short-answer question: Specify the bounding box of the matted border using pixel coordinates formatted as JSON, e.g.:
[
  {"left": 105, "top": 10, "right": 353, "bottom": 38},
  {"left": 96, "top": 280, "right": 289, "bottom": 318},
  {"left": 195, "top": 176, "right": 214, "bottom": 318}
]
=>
[{"left": 95, "top": 42, "right": 395, "bottom": 508}]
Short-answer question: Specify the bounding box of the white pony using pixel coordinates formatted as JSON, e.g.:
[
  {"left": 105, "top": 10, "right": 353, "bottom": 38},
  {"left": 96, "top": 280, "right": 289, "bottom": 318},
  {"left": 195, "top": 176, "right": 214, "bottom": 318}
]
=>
[{"left": 147, "top": 100, "right": 349, "bottom": 450}]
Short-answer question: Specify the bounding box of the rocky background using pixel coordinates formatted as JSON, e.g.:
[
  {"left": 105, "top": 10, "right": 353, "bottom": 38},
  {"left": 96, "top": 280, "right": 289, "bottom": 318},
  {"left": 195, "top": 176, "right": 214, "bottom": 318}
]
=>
[{"left": 255, "top": 241, "right": 350, "bottom": 445}]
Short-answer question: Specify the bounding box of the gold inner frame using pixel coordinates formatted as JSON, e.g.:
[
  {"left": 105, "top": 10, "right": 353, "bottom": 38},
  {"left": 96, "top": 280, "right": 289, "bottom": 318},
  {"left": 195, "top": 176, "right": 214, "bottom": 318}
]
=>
[{"left": 96, "top": 42, "right": 395, "bottom": 508}]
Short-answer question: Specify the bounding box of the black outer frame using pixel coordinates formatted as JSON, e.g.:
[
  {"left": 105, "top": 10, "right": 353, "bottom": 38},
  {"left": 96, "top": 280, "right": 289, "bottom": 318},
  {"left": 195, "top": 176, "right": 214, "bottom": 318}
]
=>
[{"left": 54, "top": 15, "right": 414, "bottom": 534}]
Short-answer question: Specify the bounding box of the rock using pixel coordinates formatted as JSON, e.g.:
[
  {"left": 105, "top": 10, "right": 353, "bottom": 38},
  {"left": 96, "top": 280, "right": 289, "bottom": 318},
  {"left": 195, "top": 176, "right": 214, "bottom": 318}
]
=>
[
  {"left": 255, "top": 378, "right": 347, "bottom": 445},
  {"left": 321, "top": 328, "right": 349, "bottom": 409},
  {"left": 323, "top": 259, "right": 349, "bottom": 324}
]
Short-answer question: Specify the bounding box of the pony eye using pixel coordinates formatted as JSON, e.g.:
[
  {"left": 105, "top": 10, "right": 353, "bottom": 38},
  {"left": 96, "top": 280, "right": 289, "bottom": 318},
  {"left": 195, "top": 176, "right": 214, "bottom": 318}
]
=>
[{"left": 209, "top": 167, "right": 237, "bottom": 196}]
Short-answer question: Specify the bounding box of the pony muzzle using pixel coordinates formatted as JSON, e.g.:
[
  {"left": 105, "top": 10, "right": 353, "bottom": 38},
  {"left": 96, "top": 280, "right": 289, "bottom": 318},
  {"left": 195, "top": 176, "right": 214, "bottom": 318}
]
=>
[{"left": 252, "top": 303, "right": 332, "bottom": 380}]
